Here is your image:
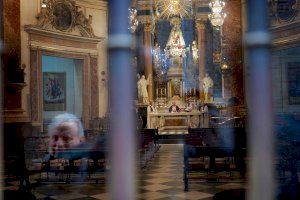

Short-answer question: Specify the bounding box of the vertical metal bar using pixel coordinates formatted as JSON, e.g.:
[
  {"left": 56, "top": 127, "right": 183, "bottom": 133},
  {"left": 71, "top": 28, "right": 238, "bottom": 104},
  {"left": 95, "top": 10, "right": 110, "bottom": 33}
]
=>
[
  {"left": 108, "top": 0, "right": 136, "bottom": 200},
  {"left": 245, "top": 0, "right": 274, "bottom": 200},
  {"left": 0, "top": 0, "right": 4, "bottom": 198}
]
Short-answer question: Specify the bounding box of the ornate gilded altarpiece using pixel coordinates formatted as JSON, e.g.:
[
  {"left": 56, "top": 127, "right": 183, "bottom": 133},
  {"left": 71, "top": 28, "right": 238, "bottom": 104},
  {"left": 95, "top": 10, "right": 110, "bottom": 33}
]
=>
[{"left": 25, "top": 0, "right": 103, "bottom": 130}]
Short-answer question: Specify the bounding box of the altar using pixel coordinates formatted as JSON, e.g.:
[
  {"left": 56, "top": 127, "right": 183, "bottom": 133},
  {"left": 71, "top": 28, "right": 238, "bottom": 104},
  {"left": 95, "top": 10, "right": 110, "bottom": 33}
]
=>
[{"left": 148, "top": 111, "right": 209, "bottom": 134}]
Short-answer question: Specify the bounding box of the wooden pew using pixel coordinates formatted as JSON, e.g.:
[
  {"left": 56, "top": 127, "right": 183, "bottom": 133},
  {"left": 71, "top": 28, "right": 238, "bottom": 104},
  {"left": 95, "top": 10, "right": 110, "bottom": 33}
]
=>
[
  {"left": 138, "top": 129, "right": 159, "bottom": 168},
  {"left": 184, "top": 128, "right": 246, "bottom": 191},
  {"left": 39, "top": 136, "right": 107, "bottom": 183}
]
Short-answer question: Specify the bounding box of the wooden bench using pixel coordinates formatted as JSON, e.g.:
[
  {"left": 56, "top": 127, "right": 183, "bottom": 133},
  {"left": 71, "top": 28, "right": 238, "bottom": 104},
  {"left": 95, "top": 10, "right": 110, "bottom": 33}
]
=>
[
  {"left": 39, "top": 136, "right": 107, "bottom": 183},
  {"left": 184, "top": 128, "right": 246, "bottom": 191},
  {"left": 138, "top": 129, "right": 159, "bottom": 168}
]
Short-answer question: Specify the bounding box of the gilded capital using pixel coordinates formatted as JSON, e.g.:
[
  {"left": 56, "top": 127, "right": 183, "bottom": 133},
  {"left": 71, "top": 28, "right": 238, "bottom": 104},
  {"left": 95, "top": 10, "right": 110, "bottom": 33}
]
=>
[
  {"left": 144, "top": 22, "right": 152, "bottom": 32},
  {"left": 195, "top": 20, "right": 206, "bottom": 30}
]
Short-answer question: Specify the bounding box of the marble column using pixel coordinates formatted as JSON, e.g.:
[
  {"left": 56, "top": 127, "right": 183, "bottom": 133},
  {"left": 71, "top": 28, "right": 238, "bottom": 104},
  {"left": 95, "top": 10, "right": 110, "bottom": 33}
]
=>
[
  {"left": 196, "top": 20, "right": 206, "bottom": 101},
  {"left": 143, "top": 21, "right": 154, "bottom": 102}
]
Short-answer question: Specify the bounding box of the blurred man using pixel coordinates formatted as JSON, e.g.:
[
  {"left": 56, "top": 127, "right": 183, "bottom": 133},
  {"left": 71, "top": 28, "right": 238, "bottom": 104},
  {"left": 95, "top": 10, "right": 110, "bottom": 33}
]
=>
[{"left": 48, "top": 113, "right": 85, "bottom": 156}]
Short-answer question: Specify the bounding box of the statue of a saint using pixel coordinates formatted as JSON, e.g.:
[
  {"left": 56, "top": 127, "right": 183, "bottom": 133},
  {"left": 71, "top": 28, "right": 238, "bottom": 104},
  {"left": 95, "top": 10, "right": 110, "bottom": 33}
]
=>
[
  {"left": 165, "top": 19, "right": 186, "bottom": 57},
  {"left": 202, "top": 73, "right": 214, "bottom": 102},
  {"left": 137, "top": 74, "right": 151, "bottom": 104},
  {"left": 192, "top": 40, "right": 198, "bottom": 61}
]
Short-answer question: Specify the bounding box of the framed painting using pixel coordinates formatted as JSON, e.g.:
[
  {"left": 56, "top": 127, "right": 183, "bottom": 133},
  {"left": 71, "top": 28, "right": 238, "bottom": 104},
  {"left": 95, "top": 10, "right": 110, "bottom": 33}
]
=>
[{"left": 43, "top": 72, "right": 66, "bottom": 111}]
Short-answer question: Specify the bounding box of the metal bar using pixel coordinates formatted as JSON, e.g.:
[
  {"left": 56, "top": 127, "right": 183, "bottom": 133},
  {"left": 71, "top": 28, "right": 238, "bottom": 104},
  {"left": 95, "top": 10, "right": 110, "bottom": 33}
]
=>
[
  {"left": 0, "top": 0, "right": 4, "bottom": 198},
  {"left": 245, "top": 0, "right": 274, "bottom": 200},
  {"left": 108, "top": 1, "right": 136, "bottom": 200}
]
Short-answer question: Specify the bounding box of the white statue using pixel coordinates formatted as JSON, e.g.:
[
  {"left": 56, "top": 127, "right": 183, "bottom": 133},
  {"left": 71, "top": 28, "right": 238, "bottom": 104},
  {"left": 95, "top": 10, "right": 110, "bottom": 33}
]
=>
[
  {"left": 192, "top": 40, "right": 198, "bottom": 61},
  {"left": 202, "top": 73, "right": 214, "bottom": 102},
  {"left": 165, "top": 20, "right": 186, "bottom": 57},
  {"left": 137, "top": 74, "right": 151, "bottom": 104}
]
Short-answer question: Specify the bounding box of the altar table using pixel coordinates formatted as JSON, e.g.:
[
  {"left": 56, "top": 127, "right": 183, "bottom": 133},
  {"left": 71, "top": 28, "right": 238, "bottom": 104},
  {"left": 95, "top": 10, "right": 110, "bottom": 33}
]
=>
[{"left": 148, "top": 111, "right": 209, "bottom": 131}]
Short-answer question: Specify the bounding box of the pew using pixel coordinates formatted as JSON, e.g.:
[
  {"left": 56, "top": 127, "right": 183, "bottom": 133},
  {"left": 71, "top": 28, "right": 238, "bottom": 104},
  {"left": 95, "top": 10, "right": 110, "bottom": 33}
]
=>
[
  {"left": 38, "top": 136, "right": 107, "bottom": 183},
  {"left": 184, "top": 128, "right": 246, "bottom": 191},
  {"left": 138, "top": 129, "right": 159, "bottom": 168}
]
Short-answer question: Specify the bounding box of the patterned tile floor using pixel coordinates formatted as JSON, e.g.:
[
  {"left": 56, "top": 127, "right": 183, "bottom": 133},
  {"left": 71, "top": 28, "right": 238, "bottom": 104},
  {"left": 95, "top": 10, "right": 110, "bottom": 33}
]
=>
[{"left": 3, "top": 144, "right": 246, "bottom": 200}]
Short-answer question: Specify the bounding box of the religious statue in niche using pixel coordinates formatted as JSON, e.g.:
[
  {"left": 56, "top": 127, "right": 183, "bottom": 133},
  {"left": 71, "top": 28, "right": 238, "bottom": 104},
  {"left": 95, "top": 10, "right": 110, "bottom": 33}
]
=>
[
  {"left": 34, "top": 0, "right": 95, "bottom": 37},
  {"left": 202, "top": 73, "right": 214, "bottom": 102},
  {"left": 192, "top": 40, "right": 198, "bottom": 61},
  {"left": 165, "top": 17, "right": 186, "bottom": 58},
  {"left": 137, "top": 74, "right": 152, "bottom": 104}
]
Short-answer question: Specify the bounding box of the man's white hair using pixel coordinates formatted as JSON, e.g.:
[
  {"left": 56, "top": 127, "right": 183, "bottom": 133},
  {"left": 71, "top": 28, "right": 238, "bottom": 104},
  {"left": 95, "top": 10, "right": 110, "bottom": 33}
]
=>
[{"left": 48, "top": 113, "right": 84, "bottom": 137}]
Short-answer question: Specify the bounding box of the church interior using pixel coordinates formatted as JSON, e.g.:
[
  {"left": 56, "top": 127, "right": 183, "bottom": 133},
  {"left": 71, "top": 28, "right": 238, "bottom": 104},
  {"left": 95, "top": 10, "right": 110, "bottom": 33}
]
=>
[{"left": 1, "top": 0, "right": 300, "bottom": 199}]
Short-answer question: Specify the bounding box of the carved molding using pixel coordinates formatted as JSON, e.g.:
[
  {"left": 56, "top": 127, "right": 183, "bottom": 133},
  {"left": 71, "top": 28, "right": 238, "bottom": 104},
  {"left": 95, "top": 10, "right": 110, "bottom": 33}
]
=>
[
  {"left": 269, "top": 0, "right": 300, "bottom": 27},
  {"left": 272, "top": 33, "right": 300, "bottom": 48},
  {"left": 90, "top": 57, "right": 99, "bottom": 118},
  {"left": 24, "top": 25, "right": 103, "bottom": 56},
  {"left": 35, "top": 0, "right": 96, "bottom": 38}
]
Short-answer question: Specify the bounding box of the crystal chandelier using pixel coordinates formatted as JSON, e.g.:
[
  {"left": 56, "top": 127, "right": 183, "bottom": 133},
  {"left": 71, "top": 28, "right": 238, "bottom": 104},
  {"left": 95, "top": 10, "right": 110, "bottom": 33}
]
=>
[
  {"left": 208, "top": 0, "right": 227, "bottom": 27},
  {"left": 128, "top": 8, "right": 139, "bottom": 33}
]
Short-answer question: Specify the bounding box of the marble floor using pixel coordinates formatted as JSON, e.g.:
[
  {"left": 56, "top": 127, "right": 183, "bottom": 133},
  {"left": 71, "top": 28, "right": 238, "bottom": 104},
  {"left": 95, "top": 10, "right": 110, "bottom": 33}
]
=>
[{"left": 4, "top": 144, "right": 246, "bottom": 200}]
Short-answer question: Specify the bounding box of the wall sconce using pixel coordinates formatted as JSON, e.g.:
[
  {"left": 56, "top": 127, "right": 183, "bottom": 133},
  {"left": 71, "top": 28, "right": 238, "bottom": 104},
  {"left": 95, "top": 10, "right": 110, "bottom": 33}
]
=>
[{"left": 221, "top": 62, "right": 231, "bottom": 74}]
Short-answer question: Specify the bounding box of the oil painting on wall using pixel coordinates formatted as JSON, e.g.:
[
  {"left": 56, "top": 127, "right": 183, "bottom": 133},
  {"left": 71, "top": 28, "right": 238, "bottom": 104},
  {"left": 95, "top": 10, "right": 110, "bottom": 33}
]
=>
[{"left": 43, "top": 72, "right": 66, "bottom": 111}]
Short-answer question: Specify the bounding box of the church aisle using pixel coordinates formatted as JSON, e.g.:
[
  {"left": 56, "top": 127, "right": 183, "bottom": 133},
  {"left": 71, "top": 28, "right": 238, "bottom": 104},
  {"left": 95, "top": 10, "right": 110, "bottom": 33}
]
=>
[{"left": 4, "top": 144, "right": 245, "bottom": 200}]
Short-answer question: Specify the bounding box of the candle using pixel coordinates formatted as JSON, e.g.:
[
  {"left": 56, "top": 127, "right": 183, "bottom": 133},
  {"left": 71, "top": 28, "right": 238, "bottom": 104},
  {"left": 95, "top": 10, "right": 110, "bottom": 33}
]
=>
[
  {"left": 193, "top": 88, "right": 196, "bottom": 96},
  {"left": 156, "top": 88, "right": 158, "bottom": 97}
]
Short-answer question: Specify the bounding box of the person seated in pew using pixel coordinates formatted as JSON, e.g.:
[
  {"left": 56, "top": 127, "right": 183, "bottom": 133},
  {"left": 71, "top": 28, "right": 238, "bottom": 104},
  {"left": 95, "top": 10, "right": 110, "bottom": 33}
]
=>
[
  {"left": 45, "top": 113, "right": 107, "bottom": 182},
  {"left": 48, "top": 113, "right": 85, "bottom": 157},
  {"left": 169, "top": 101, "right": 180, "bottom": 113}
]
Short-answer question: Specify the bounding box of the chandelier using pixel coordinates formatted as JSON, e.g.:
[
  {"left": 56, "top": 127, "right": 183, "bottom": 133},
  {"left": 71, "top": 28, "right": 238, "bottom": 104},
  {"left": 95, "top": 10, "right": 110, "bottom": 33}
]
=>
[
  {"left": 208, "top": 0, "right": 227, "bottom": 27},
  {"left": 155, "top": 0, "right": 192, "bottom": 19},
  {"left": 128, "top": 8, "right": 139, "bottom": 33}
]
